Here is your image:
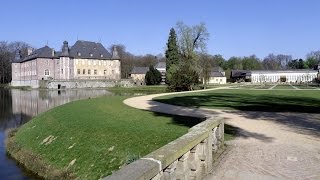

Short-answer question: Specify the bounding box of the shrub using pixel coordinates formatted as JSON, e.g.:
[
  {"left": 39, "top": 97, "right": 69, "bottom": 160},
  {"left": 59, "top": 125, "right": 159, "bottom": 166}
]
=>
[{"left": 145, "top": 66, "right": 162, "bottom": 85}]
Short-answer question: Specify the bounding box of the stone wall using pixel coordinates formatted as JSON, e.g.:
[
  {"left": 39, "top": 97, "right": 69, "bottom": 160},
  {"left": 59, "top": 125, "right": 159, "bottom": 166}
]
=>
[
  {"left": 11, "top": 80, "right": 40, "bottom": 88},
  {"left": 36, "top": 58, "right": 55, "bottom": 80},
  {"left": 105, "top": 116, "right": 224, "bottom": 180},
  {"left": 43, "top": 79, "right": 134, "bottom": 89}
]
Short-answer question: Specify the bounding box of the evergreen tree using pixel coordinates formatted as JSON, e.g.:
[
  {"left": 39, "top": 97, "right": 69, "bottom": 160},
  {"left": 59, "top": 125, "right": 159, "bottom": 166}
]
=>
[
  {"left": 145, "top": 66, "right": 162, "bottom": 85},
  {"left": 165, "top": 28, "right": 179, "bottom": 72}
]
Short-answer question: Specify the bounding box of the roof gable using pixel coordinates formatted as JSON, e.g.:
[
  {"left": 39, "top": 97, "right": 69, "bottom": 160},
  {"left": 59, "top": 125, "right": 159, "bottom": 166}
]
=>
[
  {"left": 131, "top": 67, "right": 149, "bottom": 74},
  {"left": 22, "top": 46, "right": 57, "bottom": 62}
]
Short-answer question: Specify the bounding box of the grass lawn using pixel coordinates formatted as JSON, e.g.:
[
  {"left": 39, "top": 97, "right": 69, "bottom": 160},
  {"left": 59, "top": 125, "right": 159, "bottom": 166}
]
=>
[
  {"left": 9, "top": 93, "right": 236, "bottom": 180},
  {"left": 108, "top": 85, "right": 168, "bottom": 94},
  {"left": 254, "top": 84, "right": 274, "bottom": 89},
  {"left": 154, "top": 89, "right": 320, "bottom": 113},
  {"left": 293, "top": 84, "right": 320, "bottom": 89},
  {"left": 273, "top": 84, "right": 294, "bottom": 89},
  {"left": 9, "top": 95, "right": 205, "bottom": 179},
  {"left": 206, "top": 84, "right": 235, "bottom": 88}
]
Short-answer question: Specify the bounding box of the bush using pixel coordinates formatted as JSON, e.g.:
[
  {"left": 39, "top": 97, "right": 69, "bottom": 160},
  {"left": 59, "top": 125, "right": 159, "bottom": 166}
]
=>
[
  {"left": 145, "top": 66, "right": 162, "bottom": 85},
  {"left": 167, "top": 62, "right": 200, "bottom": 91}
]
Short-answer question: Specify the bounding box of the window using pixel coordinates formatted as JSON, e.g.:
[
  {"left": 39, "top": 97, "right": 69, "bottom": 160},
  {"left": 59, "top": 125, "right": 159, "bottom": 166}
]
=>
[
  {"left": 103, "top": 61, "right": 106, "bottom": 65},
  {"left": 93, "top": 61, "right": 96, "bottom": 65},
  {"left": 94, "top": 69, "right": 97, "bottom": 75},
  {"left": 99, "top": 61, "right": 101, "bottom": 66},
  {"left": 90, "top": 53, "right": 93, "bottom": 57},
  {"left": 77, "top": 69, "right": 80, "bottom": 75},
  {"left": 83, "top": 69, "right": 86, "bottom": 74},
  {"left": 61, "top": 69, "right": 63, "bottom": 74},
  {"left": 88, "top": 69, "right": 91, "bottom": 75},
  {"left": 104, "top": 70, "right": 107, "bottom": 75},
  {"left": 101, "top": 54, "right": 103, "bottom": 58},
  {"left": 57, "top": 60, "right": 59, "bottom": 64},
  {"left": 88, "top": 60, "right": 91, "bottom": 65},
  {"left": 78, "top": 52, "right": 81, "bottom": 56},
  {"left": 82, "top": 60, "right": 85, "bottom": 65},
  {"left": 45, "top": 69, "right": 49, "bottom": 76},
  {"left": 76, "top": 59, "right": 78, "bottom": 65}
]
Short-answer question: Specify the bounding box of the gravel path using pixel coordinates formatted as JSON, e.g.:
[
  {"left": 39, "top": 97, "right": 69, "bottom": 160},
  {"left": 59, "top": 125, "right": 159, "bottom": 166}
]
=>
[{"left": 123, "top": 88, "right": 320, "bottom": 180}]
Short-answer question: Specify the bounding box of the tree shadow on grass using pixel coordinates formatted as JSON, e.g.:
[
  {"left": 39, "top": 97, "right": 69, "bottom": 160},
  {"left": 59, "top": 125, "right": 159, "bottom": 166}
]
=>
[
  {"left": 147, "top": 101, "right": 275, "bottom": 143},
  {"left": 151, "top": 111, "right": 205, "bottom": 128},
  {"left": 156, "top": 93, "right": 320, "bottom": 113},
  {"left": 155, "top": 93, "right": 320, "bottom": 138}
]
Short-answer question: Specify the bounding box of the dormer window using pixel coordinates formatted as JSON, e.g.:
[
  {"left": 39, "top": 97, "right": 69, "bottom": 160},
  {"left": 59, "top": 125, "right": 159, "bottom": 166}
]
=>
[
  {"left": 100, "top": 54, "right": 103, "bottom": 58},
  {"left": 90, "top": 53, "right": 93, "bottom": 57},
  {"left": 78, "top": 52, "right": 81, "bottom": 56}
]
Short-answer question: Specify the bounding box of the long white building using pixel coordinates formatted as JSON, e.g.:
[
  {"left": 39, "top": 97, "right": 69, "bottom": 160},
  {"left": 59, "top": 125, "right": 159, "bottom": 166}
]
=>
[{"left": 232, "top": 69, "right": 319, "bottom": 83}]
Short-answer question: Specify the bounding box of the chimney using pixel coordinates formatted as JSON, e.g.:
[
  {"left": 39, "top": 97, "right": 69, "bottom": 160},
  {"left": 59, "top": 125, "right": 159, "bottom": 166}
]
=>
[
  {"left": 52, "top": 48, "right": 55, "bottom": 56},
  {"left": 27, "top": 47, "right": 33, "bottom": 55}
]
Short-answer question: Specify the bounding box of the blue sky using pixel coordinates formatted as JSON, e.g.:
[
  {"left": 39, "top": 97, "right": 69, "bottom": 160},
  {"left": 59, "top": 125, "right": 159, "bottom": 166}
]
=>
[{"left": 1, "top": 0, "right": 319, "bottom": 59}]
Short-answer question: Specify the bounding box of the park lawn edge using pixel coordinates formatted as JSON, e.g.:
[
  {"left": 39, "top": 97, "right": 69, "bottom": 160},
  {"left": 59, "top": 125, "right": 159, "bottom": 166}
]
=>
[
  {"left": 5, "top": 95, "right": 205, "bottom": 179},
  {"left": 6, "top": 129, "right": 75, "bottom": 179},
  {"left": 5, "top": 90, "right": 236, "bottom": 179}
]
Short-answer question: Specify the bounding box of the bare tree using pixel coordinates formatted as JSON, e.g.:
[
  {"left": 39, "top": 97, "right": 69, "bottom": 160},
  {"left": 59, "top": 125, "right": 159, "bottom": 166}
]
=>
[
  {"left": 176, "top": 21, "right": 209, "bottom": 60},
  {"left": 199, "top": 53, "right": 212, "bottom": 88},
  {"left": 0, "top": 41, "right": 32, "bottom": 84}
]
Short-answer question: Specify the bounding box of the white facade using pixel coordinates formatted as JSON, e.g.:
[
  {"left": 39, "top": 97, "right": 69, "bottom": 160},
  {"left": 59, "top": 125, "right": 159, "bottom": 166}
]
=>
[
  {"left": 208, "top": 77, "right": 227, "bottom": 84},
  {"left": 251, "top": 70, "right": 318, "bottom": 83}
]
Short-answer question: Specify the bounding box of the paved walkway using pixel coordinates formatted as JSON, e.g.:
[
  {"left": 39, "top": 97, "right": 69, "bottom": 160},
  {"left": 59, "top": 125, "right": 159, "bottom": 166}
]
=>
[{"left": 123, "top": 88, "right": 320, "bottom": 180}]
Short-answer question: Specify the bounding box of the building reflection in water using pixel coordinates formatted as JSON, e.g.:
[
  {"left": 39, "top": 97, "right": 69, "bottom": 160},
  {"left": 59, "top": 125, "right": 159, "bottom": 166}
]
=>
[{"left": 0, "top": 88, "right": 110, "bottom": 179}]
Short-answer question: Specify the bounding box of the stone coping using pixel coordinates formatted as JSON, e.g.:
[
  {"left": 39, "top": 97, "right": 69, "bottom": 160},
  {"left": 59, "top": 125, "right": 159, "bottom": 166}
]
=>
[{"left": 104, "top": 116, "right": 223, "bottom": 180}]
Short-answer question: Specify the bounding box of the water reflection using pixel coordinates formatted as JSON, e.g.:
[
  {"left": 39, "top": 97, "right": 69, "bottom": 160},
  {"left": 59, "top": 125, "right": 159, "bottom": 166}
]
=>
[{"left": 0, "top": 88, "right": 111, "bottom": 179}]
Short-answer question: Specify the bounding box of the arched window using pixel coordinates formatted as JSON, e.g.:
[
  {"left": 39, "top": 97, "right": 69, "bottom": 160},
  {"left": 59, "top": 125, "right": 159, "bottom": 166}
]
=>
[{"left": 45, "top": 69, "right": 49, "bottom": 76}]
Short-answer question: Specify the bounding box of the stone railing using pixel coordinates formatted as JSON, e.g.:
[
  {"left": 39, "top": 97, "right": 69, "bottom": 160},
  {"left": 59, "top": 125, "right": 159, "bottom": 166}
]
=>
[{"left": 105, "top": 116, "right": 224, "bottom": 180}]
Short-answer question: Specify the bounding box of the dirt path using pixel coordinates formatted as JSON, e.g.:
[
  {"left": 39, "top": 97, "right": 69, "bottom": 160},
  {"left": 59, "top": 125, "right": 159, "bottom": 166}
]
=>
[{"left": 123, "top": 88, "right": 320, "bottom": 180}]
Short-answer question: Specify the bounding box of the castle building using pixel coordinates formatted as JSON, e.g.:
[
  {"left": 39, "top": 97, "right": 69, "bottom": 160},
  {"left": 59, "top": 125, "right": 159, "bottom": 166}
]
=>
[{"left": 11, "top": 40, "right": 120, "bottom": 88}]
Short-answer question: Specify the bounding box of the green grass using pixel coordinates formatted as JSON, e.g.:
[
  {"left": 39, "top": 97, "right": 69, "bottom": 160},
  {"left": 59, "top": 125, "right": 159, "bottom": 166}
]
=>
[
  {"left": 273, "top": 84, "right": 294, "bottom": 89},
  {"left": 206, "top": 84, "right": 235, "bottom": 88},
  {"left": 11, "top": 96, "right": 203, "bottom": 179},
  {"left": 293, "top": 84, "right": 320, "bottom": 89},
  {"left": 154, "top": 89, "right": 320, "bottom": 113},
  {"left": 108, "top": 85, "right": 168, "bottom": 94},
  {"left": 254, "top": 84, "right": 274, "bottom": 89}
]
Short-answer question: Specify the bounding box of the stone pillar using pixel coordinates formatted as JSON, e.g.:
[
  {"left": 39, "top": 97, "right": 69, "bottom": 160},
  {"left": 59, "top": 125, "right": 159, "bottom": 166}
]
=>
[{"left": 176, "top": 151, "right": 190, "bottom": 179}]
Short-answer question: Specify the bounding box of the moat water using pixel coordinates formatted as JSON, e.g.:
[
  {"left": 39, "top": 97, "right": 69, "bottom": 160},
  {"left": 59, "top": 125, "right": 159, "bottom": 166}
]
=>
[{"left": 0, "top": 88, "right": 111, "bottom": 179}]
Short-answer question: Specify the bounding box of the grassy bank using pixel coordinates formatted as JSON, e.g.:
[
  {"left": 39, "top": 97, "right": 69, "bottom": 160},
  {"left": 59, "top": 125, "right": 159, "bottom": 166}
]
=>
[
  {"left": 108, "top": 85, "right": 168, "bottom": 94},
  {"left": 7, "top": 95, "right": 205, "bottom": 179},
  {"left": 154, "top": 89, "right": 320, "bottom": 113}
]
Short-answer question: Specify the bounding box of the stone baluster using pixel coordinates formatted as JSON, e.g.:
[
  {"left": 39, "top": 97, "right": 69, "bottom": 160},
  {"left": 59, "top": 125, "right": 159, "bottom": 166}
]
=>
[
  {"left": 207, "top": 130, "right": 213, "bottom": 172},
  {"left": 219, "top": 123, "right": 224, "bottom": 147},
  {"left": 176, "top": 151, "right": 190, "bottom": 179},
  {"left": 216, "top": 123, "right": 224, "bottom": 148},
  {"left": 188, "top": 145, "right": 201, "bottom": 180},
  {"left": 197, "top": 138, "right": 209, "bottom": 179},
  {"left": 163, "top": 160, "right": 178, "bottom": 180},
  {"left": 212, "top": 127, "right": 218, "bottom": 153}
]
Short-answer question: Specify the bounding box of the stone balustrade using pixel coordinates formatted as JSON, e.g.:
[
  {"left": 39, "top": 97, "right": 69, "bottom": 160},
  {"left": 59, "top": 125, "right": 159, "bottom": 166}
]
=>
[{"left": 105, "top": 116, "right": 224, "bottom": 180}]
